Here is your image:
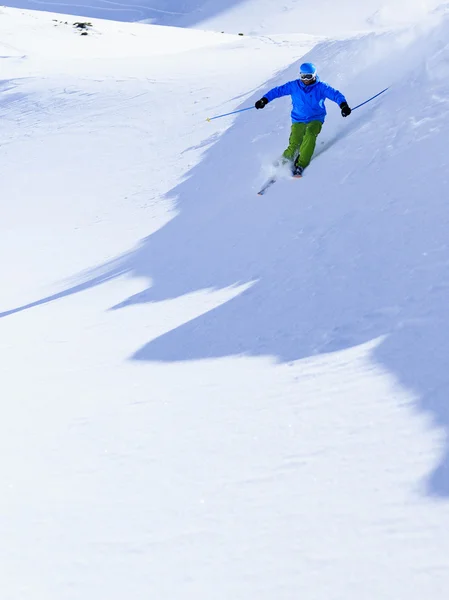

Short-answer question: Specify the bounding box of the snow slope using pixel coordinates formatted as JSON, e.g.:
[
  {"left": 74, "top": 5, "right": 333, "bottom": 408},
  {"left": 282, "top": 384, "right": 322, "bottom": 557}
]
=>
[
  {"left": 175, "top": 0, "right": 446, "bottom": 34},
  {"left": 2, "top": 0, "right": 445, "bottom": 32},
  {"left": 1, "top": 3, "right": 449, "bottom": 599},
  {"left": 1, "top": 0, "right": 179, "bottom": 22}
]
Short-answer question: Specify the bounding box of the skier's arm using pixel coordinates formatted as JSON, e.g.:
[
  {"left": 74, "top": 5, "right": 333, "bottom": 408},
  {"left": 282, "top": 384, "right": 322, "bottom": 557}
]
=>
[
  {"left": 321, "top": 83, "right": 346, "bottom": 105},
  {"left": 255, "top": 81, "right": 294, "bottom": 109},
  {"left": 321, "top": 83, "right": 351, "bottom": 116},
  {"left": 264, "top": 81, "right": 295, "bottom": 102}
]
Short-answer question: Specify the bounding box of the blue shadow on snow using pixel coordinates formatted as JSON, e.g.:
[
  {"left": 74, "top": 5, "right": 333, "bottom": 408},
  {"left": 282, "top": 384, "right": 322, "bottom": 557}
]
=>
[
  {"left": 1, "top": 72, "right": 449, "bottom": 499},
  {"left": 1, "top": 1, "right": 246, "bottom": 26}
]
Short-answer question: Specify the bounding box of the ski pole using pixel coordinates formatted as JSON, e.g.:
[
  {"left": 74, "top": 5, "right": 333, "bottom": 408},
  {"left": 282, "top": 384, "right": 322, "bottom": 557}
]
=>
[
  {"left": 206, "top": 106, "right": 254, "bottom": 122},
  {"left": 352, "top": 87, "right": 389, "bottom": 111},
  {"left": 206, "top": 86, "right": 389, "bottom": 121}
]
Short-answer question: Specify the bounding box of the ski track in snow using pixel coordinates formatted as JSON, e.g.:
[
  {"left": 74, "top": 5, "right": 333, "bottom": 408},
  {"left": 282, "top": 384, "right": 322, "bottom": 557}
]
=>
[{"left": 1, "top": 3, "right": 449, "bottom": 599}]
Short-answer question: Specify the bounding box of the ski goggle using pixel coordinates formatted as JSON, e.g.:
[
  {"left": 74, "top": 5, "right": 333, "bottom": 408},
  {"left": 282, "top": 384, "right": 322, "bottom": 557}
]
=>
[{"left": 300, "top": 72, "right": 316, "bottom": 81}]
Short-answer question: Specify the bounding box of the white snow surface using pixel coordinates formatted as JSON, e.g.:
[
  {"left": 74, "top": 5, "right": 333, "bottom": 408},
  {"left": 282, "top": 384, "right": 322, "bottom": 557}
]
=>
[
  {"left": 1, "top": 2, "right": 449, "bottom": 599},
  {"left": 1, "top": 0, "right": 445, "bottom": 31}
]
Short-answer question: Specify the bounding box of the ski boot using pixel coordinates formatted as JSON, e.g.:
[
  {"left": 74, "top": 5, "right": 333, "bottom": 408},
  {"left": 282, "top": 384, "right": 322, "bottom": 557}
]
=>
[{"left": 292, "top": 163, "right": 304, "bottom": 178}]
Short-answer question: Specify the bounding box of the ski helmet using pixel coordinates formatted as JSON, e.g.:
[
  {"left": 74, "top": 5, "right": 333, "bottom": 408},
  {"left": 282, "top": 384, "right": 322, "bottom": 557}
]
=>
[{"left": 299, "top": 62, "right": 317, "bottom": 81}]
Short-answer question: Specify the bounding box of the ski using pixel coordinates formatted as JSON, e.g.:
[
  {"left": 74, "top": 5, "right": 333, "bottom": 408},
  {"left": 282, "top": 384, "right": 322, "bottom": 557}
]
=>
[{"left": 257, "top": 177, "right": 277, "bottom": 195}]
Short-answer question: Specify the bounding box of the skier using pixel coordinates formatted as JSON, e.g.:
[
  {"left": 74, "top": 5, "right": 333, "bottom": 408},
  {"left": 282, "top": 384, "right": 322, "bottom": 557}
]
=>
[{"left": 255, "top": 62, "right": 351, "bottom": 177}]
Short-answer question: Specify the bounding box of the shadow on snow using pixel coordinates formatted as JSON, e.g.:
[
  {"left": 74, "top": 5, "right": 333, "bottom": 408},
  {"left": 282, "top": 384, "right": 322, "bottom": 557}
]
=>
[
  {"left": 0, "top": 1, "right": 247, "bottom": 25},
  {"left": 2, "top": 60, "right": 449, "bottom": 499}
]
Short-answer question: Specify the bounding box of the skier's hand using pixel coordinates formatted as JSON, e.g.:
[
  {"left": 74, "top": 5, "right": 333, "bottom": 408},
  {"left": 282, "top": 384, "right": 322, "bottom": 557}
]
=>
[
  {"left": 255, "top": 97, "right": 269, "bottom": 110},
  {"left": 340, "top": 101, "right": 351, "bottom": 117}
]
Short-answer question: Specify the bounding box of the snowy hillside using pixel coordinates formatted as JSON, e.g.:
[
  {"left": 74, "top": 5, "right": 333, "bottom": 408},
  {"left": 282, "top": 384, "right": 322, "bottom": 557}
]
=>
[
  {"left": 1, "top": 2, "right": 449, "bottom": 599},
  {"left": 2, "top": 0, "right": 445, "bottom": 31}
]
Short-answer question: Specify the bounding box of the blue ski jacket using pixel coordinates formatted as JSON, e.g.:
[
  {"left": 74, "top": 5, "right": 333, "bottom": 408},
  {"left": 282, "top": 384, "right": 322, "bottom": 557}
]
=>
[{"left": 265, "top": 76, "right": 346, "bottom": 123}]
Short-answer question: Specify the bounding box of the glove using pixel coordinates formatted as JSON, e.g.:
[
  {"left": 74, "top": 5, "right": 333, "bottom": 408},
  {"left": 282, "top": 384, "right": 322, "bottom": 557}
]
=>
[
  {"left": 340, "top": 101, "right": 351, "bottom": 117},
  {"left": 255, "top": 97, "right": 269, "bottom": 110}
]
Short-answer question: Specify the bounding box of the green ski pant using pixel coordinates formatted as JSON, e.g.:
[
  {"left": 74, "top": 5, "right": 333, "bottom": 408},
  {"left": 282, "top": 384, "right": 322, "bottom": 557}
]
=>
[{"left": 282, "top": 120, "right": 323, "bottom": 168}]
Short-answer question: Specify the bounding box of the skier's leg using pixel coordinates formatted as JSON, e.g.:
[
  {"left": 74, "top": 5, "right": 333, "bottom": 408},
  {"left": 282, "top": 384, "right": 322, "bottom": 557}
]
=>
[
  {"left": 282, "top": 122, "right": 306, "bottom": 163},
  {"left": 296, "top": 120, "right": 323, "bottom": 168}
]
